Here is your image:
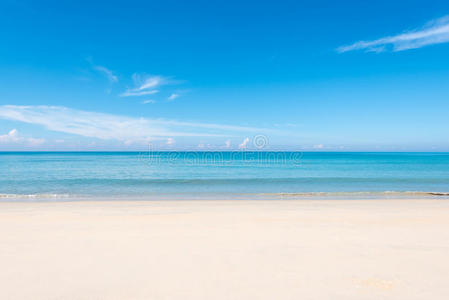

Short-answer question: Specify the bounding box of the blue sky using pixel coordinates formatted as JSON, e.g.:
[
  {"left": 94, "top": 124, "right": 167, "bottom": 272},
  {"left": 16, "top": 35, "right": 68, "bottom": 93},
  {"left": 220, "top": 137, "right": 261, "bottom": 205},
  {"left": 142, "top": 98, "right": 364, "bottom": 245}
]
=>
[{"left": 1, "top": 0, "right": 449, "bottom": 151}]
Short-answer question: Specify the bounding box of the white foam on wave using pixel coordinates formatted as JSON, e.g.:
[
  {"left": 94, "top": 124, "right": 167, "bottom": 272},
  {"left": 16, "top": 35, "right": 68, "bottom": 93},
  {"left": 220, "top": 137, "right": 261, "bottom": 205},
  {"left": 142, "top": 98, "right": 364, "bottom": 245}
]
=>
[
  {"left": 0, "top": 193, "right": 72, "bottom": 199},
  {"left": 258, "top": 191, "right": 449, "bottom": 197}
]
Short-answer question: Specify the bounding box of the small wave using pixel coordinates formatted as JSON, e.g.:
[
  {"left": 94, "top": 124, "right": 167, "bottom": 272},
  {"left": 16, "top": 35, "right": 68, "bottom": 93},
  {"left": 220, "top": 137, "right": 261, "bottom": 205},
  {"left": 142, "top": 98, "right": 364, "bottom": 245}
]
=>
[
  {"left": 257, "top": 191, "right": 449, "bottom": 197},
  {"left": 0, "top": 193, "right": 72, "bottom": 199},
  {"left": 1, "top": 191, "right": 448, "bottom": 201}
]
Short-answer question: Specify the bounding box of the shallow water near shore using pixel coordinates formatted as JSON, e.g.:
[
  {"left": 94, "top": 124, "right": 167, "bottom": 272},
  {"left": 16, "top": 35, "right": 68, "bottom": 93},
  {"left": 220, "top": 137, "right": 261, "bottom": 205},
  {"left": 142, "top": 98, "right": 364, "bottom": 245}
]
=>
[{"left": 1, "top": 151, "right": 449, "bottom": 201}]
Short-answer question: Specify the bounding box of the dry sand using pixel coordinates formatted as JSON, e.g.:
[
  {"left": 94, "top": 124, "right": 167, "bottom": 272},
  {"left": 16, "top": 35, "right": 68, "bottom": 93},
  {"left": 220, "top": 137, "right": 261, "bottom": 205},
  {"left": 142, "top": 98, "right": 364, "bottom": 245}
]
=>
[{"left": 1, "top": 199, "right": 449, "bottom": 300}]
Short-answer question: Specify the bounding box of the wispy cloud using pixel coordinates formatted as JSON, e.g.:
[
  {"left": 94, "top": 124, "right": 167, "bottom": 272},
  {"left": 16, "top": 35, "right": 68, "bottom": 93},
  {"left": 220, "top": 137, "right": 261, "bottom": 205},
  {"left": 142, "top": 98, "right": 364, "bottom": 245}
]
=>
[
  {"left": 338, "top": 15, "right": 449, "bottom": 53},
  {"left": 167, "top": 93, "right": 180, "bottom": 101},
  {"left": 86, "top": 57, "right": 118, "bottom": 83},
  {"left": 0, "top": 105, "right": 270, "bottom": 144},
  {"left": 120, "top": 90, "right": 159, "bottom": 97},
  {"left": 93, "top": 65, "right": 118, "bottom": 83},
  {"left": 132, "top": 74, "right": 167, "bottom": 90},
  {"left": 142, "top": 99, "right": 156, "bottom": 104},
  {"left": 120, "top": 74, "right": 175, "bottom": 97}
]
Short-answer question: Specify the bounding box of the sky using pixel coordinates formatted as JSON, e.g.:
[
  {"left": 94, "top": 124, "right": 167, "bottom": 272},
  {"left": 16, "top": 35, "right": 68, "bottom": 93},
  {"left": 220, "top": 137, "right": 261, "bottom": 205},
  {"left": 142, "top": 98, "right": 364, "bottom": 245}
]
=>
[{"left": 1, "top": 0, "right": 449, "bottom": 151}]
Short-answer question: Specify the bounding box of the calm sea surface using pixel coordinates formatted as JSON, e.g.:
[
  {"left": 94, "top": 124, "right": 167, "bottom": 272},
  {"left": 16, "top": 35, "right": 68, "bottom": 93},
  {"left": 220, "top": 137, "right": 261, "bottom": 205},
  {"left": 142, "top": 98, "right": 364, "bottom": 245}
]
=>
[{"left": 1, "top": 152, "right": 449, "bottom": 200}]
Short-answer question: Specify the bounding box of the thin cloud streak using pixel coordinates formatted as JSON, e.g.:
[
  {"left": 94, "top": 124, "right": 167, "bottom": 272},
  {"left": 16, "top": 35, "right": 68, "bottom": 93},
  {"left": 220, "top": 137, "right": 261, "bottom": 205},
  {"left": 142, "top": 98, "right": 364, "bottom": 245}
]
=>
[
  {"left": 0, "top": 105, "right": 271, "bottom": 143},
  {"left": 120, "top": 90, "right": 159, "bottom": 97},
  {"left": 142, "top": 99, "right": 156, "bottom": 104},
  {"left": 133, "top": 74, "right": 167, "bottom": 91},
  {"left": 120, "top": 74, "right": 173, "bottom": 97},
  {"left": 167, "top": 93, "right": 179, "bottom": 101},
  {"left": 93, "top": 65, "right": 118, "bottom": 83},
  {"left": 338, "top": 15, "right": 449, "bottom": 53}
]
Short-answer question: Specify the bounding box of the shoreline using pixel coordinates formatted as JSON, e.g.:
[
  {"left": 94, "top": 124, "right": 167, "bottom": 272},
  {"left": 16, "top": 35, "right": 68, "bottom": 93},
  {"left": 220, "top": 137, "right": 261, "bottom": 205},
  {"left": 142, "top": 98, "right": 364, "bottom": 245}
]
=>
[
  {"left": 1, "top": 190, "right": 449, "bottom": 202},
  {"left": 1, "top": 198, "right": 449, "bottom": 299}
]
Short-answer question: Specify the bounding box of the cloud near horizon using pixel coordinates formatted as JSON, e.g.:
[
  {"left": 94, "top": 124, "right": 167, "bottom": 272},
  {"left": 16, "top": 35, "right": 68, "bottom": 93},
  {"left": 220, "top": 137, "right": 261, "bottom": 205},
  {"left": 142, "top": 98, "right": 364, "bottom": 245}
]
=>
[
  {"left": 338, "top": 15, "right": 449, "bottom": 53},
  {"left": 0, "top": 105, "right": 270, "bottom": 144},
  {"left": 0, "top": 128, "right": 45, "bottom": 146},
  {"left": 238, "top": 137, "right": 250, "bottom": 149}
]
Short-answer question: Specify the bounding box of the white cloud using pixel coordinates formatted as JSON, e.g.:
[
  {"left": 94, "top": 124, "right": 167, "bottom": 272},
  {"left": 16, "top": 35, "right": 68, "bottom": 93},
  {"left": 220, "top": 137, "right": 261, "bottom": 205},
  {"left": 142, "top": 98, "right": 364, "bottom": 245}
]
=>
[
  {"left": 93, "top": 65, "right": 118, "bottom": 83},
  {"left": 0, "top": 128, "right": 45, "bottom": 146},
  {"left": 338, "top": 15, "right": 449, "bottom": 53},
  {"left": 0, "top": 105, "right": 269, "bottom": 144},
  {"left": 120, "top": 74, "right": 172, "bottom": 97},
  {"left": 166, "top": 138, "right": 175, "bottom": 145},
  {"left": 27, "top": 137, "right": 46, "bottom": 146},
  {"left": 132, "top": 74, "right": 167, "bottom": 90},
  {"left": 120, "top": 90, "right": 159, "bottom": 97},
  {"left": 239, "top": 137, "right": 250, "bottom": 149},
  {"left": 142, "top": 99, "right": 156, "bottom": 104},
  {"left": 167, "top": 93, "right": 180, "bottom": 101},
  {"left": 225, "top": 139, "right": 231, "bottom": 148},
  {"left": 313, "top": 144, "right": 324, "bottom": 149},
  {"left": 0, "top": 129, "right": 19, "bottom": 143}
]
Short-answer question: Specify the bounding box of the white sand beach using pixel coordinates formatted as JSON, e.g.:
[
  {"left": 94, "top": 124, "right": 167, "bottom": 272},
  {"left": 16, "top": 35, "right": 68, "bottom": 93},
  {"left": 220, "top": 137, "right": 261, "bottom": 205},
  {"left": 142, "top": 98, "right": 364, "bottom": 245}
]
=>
[{"left": 1, "top": 199, "right": 449, "bottom": 300}]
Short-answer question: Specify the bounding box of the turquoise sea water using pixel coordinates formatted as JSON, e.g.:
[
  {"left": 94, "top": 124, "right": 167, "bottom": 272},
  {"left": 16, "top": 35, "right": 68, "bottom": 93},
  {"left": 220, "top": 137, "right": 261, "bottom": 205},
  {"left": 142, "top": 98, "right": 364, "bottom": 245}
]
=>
[{"left": 1, "top": 152, "right": 449, "bottom": 200}]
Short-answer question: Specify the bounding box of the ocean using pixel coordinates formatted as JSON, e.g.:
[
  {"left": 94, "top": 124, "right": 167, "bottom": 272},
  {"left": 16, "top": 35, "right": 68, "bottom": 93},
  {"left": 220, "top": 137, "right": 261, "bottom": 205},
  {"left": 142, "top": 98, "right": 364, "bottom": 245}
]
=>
[{"left": 1, "top": 151, "right": 449, "bottom": 200}]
